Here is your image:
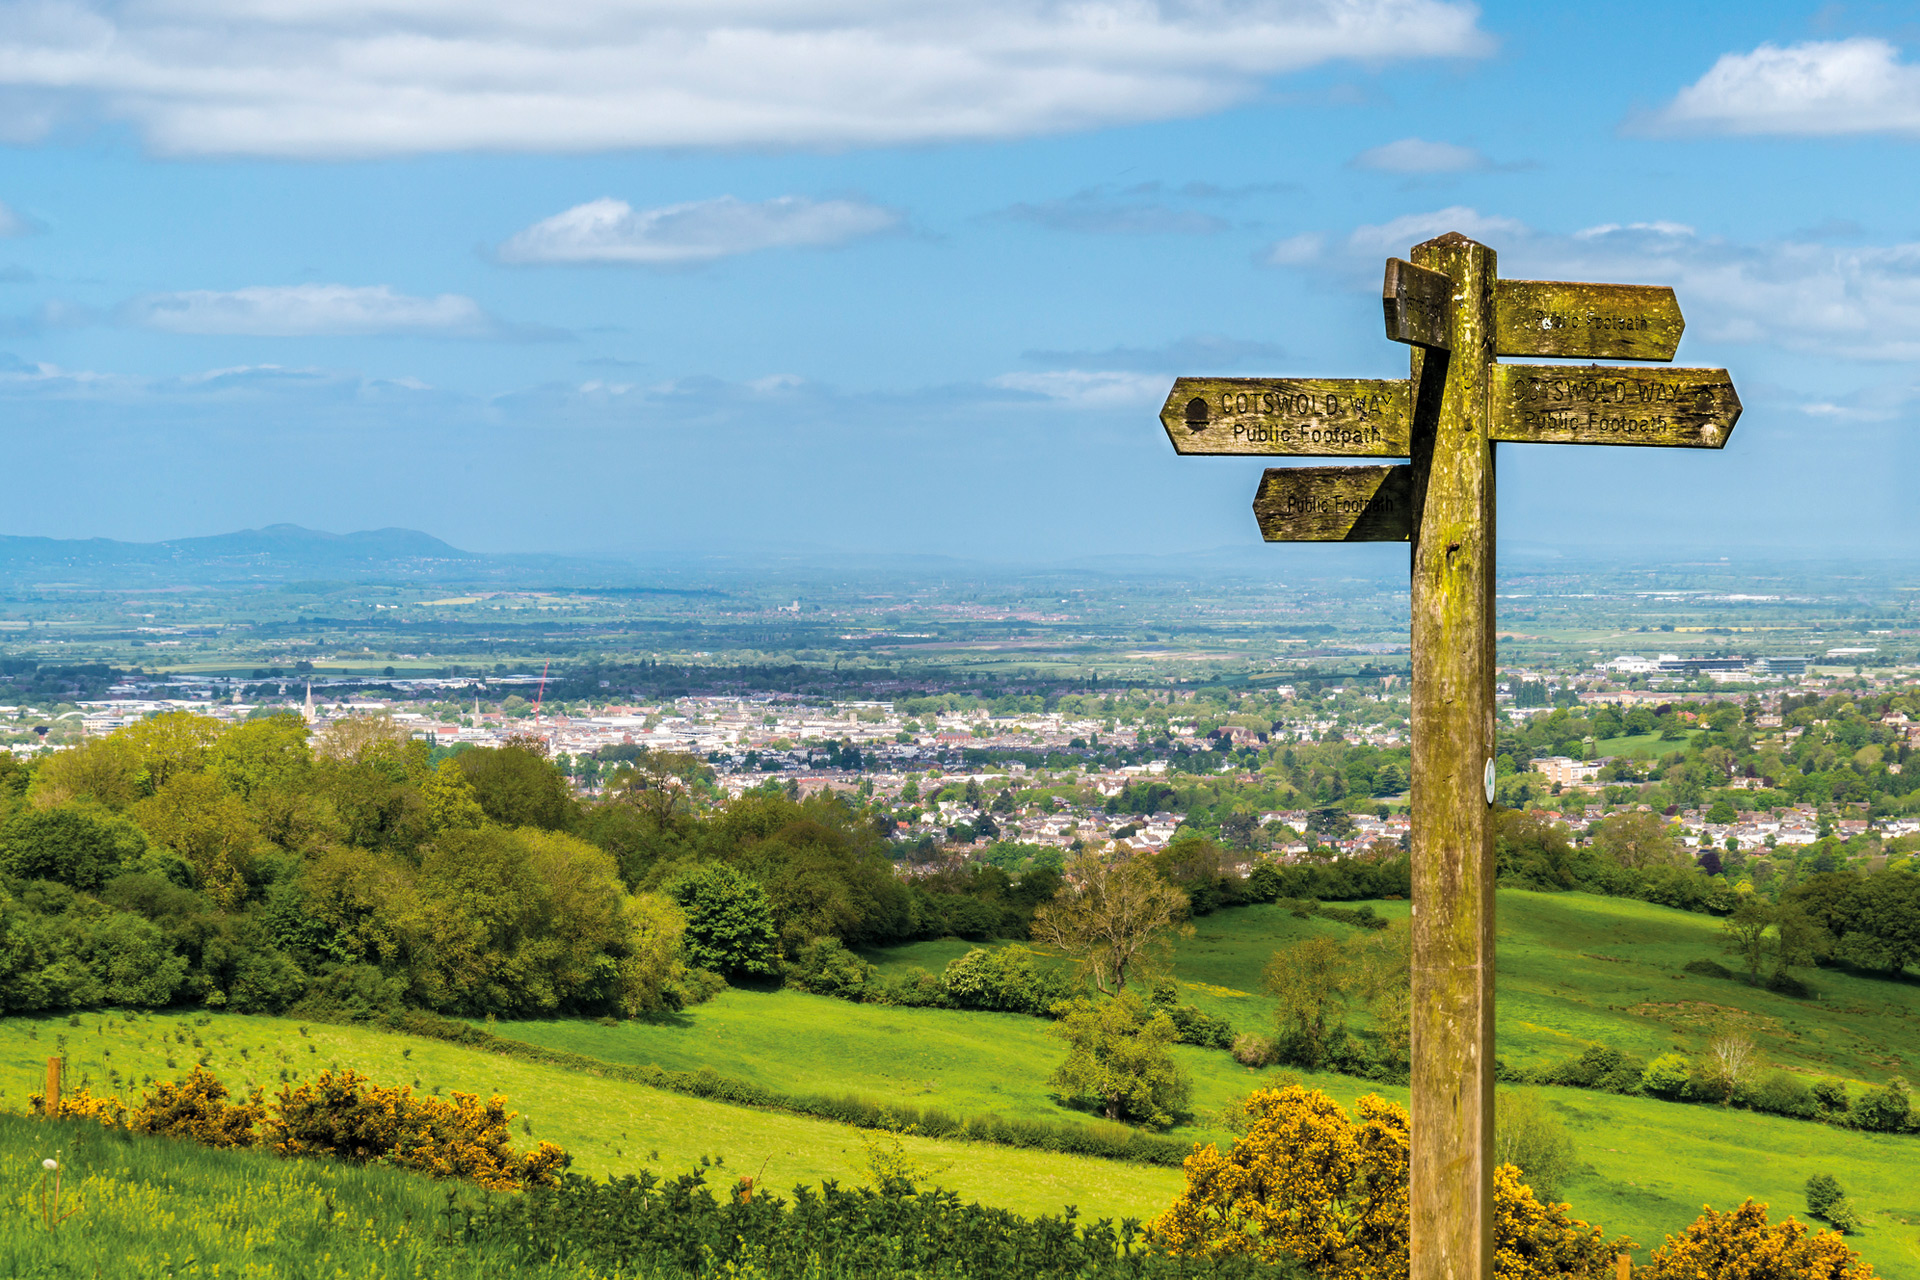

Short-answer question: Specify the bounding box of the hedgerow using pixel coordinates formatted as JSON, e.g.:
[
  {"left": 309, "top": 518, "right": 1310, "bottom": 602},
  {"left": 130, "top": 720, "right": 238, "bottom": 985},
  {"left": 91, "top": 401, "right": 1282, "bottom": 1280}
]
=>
[{"left": 447, "top": 1163, "right": 1306, "bottom": 1280}]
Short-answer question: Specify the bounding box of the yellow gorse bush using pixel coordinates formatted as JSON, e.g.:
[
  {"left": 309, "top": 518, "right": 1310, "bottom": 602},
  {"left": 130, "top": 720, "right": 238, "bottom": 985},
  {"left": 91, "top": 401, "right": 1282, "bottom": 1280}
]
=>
[
  {"left": 266, "top": 1068, "right": 568, "bottom": 1191},
  {"left": 28, "top": 1086, "right": 128, "bottom": 1130},
  {"left": 30, "top": 1064, "right": 566, "bottom": 1191},
  {"left": 130, "top": 1067, "right": 267, "bottom": 1147},
  {"left": 1149, "top": 1084, "right": 1629, "bottom": 1280},
  {"left": 1639, "top": 1199, "right": 1874, "bottom": 1279}
]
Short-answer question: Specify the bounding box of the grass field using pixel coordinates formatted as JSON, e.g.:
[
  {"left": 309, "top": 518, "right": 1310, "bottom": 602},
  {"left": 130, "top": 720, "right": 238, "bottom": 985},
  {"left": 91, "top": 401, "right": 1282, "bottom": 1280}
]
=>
[
  {"left": 1591, "top": 731, "right": 1698, "bottom": 759},
  {"left": 0, "top": 1113, "right": 601, "bottom": 1279},
  {"left": 489, "top": 988, "right": 1388, "bottom": 1154},
  {"left": 0, "top": 1011, "right": 1186, "bottom": 1224},
  {"left": 2, "top": 886, "right": 1915, "bottom": 1275},
  {"left": 862, "top": 891, "right": 1920, "bottom": 1089},
  {"left": 859, "top": 890, "right": 1920, "bottom": 1275}
]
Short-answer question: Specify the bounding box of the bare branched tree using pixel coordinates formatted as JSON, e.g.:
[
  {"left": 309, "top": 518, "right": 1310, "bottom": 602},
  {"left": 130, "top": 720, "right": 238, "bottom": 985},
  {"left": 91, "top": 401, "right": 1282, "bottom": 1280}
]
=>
[{"left": 1030, "top": 844, "right": 1188, "bottom": 995}]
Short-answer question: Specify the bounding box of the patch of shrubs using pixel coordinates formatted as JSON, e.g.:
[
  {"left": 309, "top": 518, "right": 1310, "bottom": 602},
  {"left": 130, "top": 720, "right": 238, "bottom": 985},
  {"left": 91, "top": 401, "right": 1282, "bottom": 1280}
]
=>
[
  {"left": 786, "top": 940, "right": 1237, "bottom": 1048},
  {"left": 1805, "top": 1173, "right": 1862, "bottom": 1234},
  {"left": 1270, "top": 897, "right": 1390, "bottom": 931},
  {"left": 1148, "top": 981, "right": 1236, "bottom": 1050},
  {"left": 449, "top": 1163, "right": 1304, "bottom": 1280},
  {"left": 33, "top": 1065, "right": 568, "bottom": 1189},
  {"left": 1502, "top": 1042, "right": 1919, "bottom": 1135}
]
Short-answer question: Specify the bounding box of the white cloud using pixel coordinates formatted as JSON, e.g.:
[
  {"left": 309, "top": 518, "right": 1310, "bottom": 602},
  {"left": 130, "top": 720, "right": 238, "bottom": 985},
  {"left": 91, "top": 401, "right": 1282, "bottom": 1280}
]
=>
[
  {"left": 121, "top": 284, "right": 500, "bottom": 337},
  {"left": 497, "top": 196, "right": 897, "bottom": 266},
  {"left": 1263, "top": 232, "right": 1325, "bottom": 265},
  {"left": 991, "top": 369, "right": 1166, "bottom": 406},
  {"left": 0, "top": 0, "right": 1492, "bottom": 157},
  {"left": 1268, "top": 207, "right": 1920, "bottom": 362},
  {"left": 1650, "top": 38, "right": 1920, "bottom": 137},
  {"left": 1346, "top": 206, "right": 1528, "bottom": 252},
  {"left": 1352, "top": 137, "right": 1491, "bottom": 173},
  {"left": 1500, "top": 223, "right": 1920, "bottom": 361}
]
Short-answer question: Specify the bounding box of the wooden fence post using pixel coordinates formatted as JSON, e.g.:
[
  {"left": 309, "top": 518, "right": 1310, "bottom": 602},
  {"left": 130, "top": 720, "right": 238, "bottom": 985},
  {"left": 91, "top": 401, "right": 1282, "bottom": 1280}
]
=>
[{"left": 43, "top": 1056, "right": 62, "bottom": 1117}]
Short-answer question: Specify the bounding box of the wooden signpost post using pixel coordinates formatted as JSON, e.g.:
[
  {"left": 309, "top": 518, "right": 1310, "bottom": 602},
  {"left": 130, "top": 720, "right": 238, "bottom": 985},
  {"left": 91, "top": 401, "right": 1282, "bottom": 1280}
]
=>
[{"left": 1156, "top": 233, "right": 1739, "bottom": 1280}]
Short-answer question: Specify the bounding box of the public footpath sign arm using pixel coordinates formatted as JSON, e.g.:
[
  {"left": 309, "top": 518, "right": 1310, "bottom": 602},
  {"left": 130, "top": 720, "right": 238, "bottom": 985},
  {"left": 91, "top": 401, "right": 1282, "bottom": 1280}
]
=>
[{"left": 1153, "top": 232, "right": 1738, "bottom": 1280}]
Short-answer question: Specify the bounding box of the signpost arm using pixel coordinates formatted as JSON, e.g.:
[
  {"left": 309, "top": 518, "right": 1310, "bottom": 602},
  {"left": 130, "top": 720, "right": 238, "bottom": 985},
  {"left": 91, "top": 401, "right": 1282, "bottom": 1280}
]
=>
[{"left": 1407, "top": 232, "right": 1497, "bottom": 1280}]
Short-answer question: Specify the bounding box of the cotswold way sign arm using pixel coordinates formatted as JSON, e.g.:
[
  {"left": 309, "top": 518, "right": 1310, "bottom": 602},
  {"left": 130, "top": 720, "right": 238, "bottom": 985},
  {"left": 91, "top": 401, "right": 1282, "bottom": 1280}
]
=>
[{"left": 1152, "top": 233, "right": 1739, "bottom": 1280}]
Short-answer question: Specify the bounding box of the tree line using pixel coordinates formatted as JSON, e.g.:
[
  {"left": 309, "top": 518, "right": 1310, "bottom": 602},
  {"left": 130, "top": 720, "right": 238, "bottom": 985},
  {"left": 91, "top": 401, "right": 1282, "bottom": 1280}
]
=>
[{"left": 0, "top": 713, "right": 1060, "bottom": 1018}]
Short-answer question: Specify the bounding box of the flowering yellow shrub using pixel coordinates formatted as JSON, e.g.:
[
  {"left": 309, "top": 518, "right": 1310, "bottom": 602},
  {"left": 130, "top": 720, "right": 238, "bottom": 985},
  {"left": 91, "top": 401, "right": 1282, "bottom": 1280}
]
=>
[
  {"left": 129, "top": 1066, "right": 265, "bottom": 1148},
  {"left": 263, "top": 1068, "right": 567, "bottom": 1191},
  {"left": 1640, "top": 1199, "right": 1873, "bottom": 1279},
  {"left": 30, "top": 1087, "right": 128, "bottom": 1129},
  {"left": 28, "top": 1063, "right": 566, "bottom": 1193},
  {"left": 1150, "top": 1085, "right": 1628, "bottom": 1280}
]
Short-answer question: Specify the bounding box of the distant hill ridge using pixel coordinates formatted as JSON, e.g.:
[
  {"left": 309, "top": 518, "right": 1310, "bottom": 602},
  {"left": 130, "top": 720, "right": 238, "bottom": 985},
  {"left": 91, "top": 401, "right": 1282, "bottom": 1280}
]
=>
[{"left": 0, "top": 523, "right": 476, "bottom": 566}]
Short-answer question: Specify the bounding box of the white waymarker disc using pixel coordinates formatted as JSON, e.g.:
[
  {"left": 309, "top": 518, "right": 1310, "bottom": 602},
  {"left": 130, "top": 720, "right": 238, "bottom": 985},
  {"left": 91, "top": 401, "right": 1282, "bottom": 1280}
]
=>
[{"left": 1484, "top": 758, "right": 1496, "bottom": 805}]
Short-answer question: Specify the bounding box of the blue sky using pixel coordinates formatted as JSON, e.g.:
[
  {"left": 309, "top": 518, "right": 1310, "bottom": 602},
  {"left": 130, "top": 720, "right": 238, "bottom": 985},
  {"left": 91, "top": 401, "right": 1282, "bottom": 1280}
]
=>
[{"left": 0, "top": 0, "right": 1917, "bottom": 564}]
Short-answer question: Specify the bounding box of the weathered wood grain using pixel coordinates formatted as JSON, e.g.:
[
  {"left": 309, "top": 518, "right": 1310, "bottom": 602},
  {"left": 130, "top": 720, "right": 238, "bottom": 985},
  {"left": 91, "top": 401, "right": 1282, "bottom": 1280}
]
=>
[
  {"left": 1488, "top": 364, "right": 1740, "bottom": 448},
  {"left": 1407, "top": 231, "right": 1498, "bottom": 1280},
  {"left": 1384, "top": 257, "right": 1454, "bottom": 350},
  {"left": 1494, "top": 280, "right": 1684, "bottom": 361},
  {"left": 1159, "top": 377, "right": 1410, "bottom": 456},
  {"left": 1251, "top": 465, "right": 1412, "bottom": 541}
]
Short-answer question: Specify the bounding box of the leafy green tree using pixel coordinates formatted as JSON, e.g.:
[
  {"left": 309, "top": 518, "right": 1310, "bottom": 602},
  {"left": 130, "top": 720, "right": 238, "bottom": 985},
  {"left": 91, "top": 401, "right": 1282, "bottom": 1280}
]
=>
[
  {"left": 1593, "top": 809, "right": 1682, "bottom": 871},
  {"left": 1264, "top": 935, "right": 1348, "bottom": 1067},
  {"left": 1806, "top": 1174, "right": 1854, "bottom": 1231},
  {"left": 119, "top": 710, "right": 223, "bottom": 792},
  {"left": 715, "top": 793, "right": 912, "bottom": 949},
  {"left": 1851, "top": 1076, "right": 1912, "bottom": 1132},
  {"left": 207, "top": 713, "right": 312, "bottom": 801},
  {"left": 1494, "top": 1088, "right": 1577, "bottom": 1202},
  {"left": 1642, "top": 1053, "right": 1691, "bottom": 1099},
  {"left": 1048, "top": 991, "right": 1190, "bottom": 1128},
  {"left": 131, "top": 773, "right": 262, "bottom": 909},
  {"left": 0, "top": 803, "right": 149, "bottom": 891},
  {"left": 454, "top": 738, "right": 577, "bottom": 831},
  {"left": 420, "top": 758, "right": 486, "bottom": 834},
  {"left": 396, "top": 826, "right": 636, "bottom": 1015},
  {"left": 1720, "top": 896, "right": 1774, "bottom": 984},
  {"left": 1848, "top": 870, "right": 1920, "bottom": 974},
  {"left": 1494, "top": 810, "right": 1577, "bottom": 889},
  {"left": 30, "top": 735, "right": 147, "bottom": 809},
  {"left": 615, "top": 892, "right": 689, "bottom": 1016},
  {"left": 604, "top": 749, "right": 711, "bottom": 822},
  {"left": 663, "top": 863, "right": 779, "bottom": 979}
]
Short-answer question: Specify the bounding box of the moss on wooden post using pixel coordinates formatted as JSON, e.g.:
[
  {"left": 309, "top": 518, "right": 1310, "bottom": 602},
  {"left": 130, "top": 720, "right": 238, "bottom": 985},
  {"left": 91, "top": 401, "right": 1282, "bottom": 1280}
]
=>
[{"left": 1407, "top": 231, "right": 1497, "bottom": 1280}]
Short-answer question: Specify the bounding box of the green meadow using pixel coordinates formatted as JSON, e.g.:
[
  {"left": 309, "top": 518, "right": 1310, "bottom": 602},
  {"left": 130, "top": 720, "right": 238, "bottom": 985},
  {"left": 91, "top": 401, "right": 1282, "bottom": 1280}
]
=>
[
  {"left": 864, "top": 890, "right": 1918, "bottom": 1088},
  {"left": 0, "top": 1010, "right": 1186, "bottom": 1224},
  {"left": 0, "top": 1113, "right": 601, "bottom": 1279},
  {"left": 2, "top": 886, "right": 1917, "bottom": 1275},
  {"left": 1592, "top": 731, "right": 1698, "bottom": 759}
]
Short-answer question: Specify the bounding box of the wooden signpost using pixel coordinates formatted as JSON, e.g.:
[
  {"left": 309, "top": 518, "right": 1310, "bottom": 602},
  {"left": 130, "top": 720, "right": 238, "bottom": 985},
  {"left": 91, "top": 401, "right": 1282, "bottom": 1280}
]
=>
[{"left": 1155, "top": 233, "right": 1739, "bottom": 1280}]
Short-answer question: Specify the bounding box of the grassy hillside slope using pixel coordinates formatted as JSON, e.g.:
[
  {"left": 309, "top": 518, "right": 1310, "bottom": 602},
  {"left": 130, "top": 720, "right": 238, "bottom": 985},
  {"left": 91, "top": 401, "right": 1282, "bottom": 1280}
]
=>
[
  {"left": 3, "top": 885, "right": 1914, "bottom": 1274},
  {"left": 861, "top": 891, "right": 1918, "bottom": 1089},
  {"left": 0, "top": 1113, "right": 580, "bottom": 1279},
  {"left": 0, "top": 1012, "right": 1182, "bottom": 1223},
  {"left": 490, "top": 990, "right": 1377, "bottom": 1153}
]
